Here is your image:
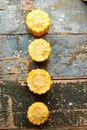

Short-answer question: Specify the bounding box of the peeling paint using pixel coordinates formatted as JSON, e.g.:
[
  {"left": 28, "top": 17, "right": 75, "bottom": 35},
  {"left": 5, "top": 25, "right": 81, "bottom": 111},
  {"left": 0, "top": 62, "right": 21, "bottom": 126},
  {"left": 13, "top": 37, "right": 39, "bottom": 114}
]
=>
[
  {"left": 4, "top": 95, "right": 16, "bottom": 128},
  {"left": 1, "top": 95, "right": 16, "bottom": 129},
  {"left": 22, "top": 0, "right": 34, "bottom": 11}
]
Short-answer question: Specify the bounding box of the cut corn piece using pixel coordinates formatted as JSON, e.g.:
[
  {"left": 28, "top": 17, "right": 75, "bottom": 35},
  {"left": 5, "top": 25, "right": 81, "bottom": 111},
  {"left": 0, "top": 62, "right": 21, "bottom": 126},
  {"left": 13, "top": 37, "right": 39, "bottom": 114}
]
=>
[
  {"left": 26, "top": 9, "right": 50, "bottom": 36},
  {"left": 26, "top": 69, "right": 51, "bottom": 94},
  {"left": 28, "top": 38, "right": 51, "bottom": 62},
  {"left": 27, "top": 102, "right": 49, "bottom": 125}
]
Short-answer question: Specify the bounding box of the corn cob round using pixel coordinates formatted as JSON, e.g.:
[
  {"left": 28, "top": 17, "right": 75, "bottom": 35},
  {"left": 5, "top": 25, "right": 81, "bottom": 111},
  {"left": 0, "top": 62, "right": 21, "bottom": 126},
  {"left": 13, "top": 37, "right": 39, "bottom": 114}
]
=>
[
  {"left": 28, "top": 38, "right": 51, "bottom": 62},
  {"left": 26, "top": 69, "right": 51, "bottom": 94},
  {"left": 26, "top": 9, "right": 50, "bottom": 36},
  {"left": 27, "top": 102, "right": 49, "bottom": 125}
]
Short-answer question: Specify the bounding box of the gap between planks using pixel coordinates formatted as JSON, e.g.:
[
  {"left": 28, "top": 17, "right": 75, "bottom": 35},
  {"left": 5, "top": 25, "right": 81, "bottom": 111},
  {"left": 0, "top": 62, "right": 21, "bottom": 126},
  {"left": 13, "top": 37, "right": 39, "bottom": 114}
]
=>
[
  {"left": 2, "top": 108, "right": 87, "bottom": 114},
  {"left": 0, "top": 33, "right": 87, "bottom": 36},
  {"left": 0, "top": 77, "right": 87, "bottom": 85},
  {"left": 51, "top": 77, "right": 87, "bottom": 83},
  {"left": 1, "top": 126, "right": 87, "bottom": 130}
]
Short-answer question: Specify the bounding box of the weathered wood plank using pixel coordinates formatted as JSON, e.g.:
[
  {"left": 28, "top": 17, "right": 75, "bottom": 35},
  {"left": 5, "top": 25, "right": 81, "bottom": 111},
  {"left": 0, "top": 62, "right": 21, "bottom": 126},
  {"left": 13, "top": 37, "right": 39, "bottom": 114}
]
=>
[
  {"left": 34, "top": 0, "right": 87, "bottom": 34},
  {"left": 0, "top": 35, "right": 87, "bottom": 81},
  {"left": 0, "top": 0, "right": 87, "bottom": 130},
  {"left": 0, "top": 0, "right": 87, "bottom": 34},
  {"left": 0, "top": 0, "right": 33, "bottom": 34},
  {"left": 1, "top": 81, "right": 87, "bottom": 129}
]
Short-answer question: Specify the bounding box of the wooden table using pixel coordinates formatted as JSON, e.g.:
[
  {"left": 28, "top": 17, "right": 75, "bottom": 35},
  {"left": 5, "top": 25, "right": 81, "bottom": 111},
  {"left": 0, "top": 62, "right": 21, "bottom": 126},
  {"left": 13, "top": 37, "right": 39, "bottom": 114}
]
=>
[{"left": 0, "top": 0, "right": 87, "bottom": 129}]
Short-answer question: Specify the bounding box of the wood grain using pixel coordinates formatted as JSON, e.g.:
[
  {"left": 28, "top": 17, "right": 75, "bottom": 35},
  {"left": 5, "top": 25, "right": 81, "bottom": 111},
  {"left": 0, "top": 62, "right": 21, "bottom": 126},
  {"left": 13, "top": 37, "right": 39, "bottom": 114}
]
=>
[
  {"left": 0, "top": 0, "right": 87, "bottom": 129},
  {"left": 0, "top": 0, "right": 87, "bottom": 34},
  {"left": 0, "top": 35, "right": 87, "bottom": 82},
  {"left": 1, "top": 81, "right": 87, "bottom": 129}
]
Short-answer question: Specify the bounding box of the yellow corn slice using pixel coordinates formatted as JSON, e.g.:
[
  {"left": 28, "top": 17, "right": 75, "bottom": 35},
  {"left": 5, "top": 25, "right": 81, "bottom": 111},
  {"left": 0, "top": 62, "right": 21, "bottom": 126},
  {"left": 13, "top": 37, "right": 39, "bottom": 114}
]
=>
[
  {"left": 26, "top": 69, "right": 51, "bottom": 94},
  {"left": 26, "top": 9, "right": 50, "bottom": 36},
  {"left": 28, "top": 38, "right": 51, "bottom": 62},
  {"left": 27, "top": 102, "right": 49, "bottom": 125}
]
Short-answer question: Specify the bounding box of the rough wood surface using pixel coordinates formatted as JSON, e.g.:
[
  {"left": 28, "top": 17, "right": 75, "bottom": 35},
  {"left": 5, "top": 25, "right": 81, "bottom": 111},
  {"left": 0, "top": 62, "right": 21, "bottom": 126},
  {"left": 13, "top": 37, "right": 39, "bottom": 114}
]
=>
[
  {"left": 1, "top": 81, "right": 87, "bottom": 129},
  {"left": 0, "top": 35, "right": 87, "bottom": 81},
  {"left": 0, "top": 0, "right": 87, "bottom": 34},
  {"left": 0, "top": 0, "right": 87, "bottom": 129}
]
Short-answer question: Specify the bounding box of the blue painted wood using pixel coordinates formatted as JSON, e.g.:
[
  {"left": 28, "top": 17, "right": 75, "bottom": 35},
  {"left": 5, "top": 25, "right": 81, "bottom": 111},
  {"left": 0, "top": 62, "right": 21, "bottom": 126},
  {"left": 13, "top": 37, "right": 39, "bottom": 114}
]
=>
[
  {"left": 0, "top": 0, "right": 87, "bottom": 129},
  {"left": 0, "top": 35, "right": 87, "bottom": 81},
  {"left": 0, "top": 0, "right": 87, "bottom": 34}
]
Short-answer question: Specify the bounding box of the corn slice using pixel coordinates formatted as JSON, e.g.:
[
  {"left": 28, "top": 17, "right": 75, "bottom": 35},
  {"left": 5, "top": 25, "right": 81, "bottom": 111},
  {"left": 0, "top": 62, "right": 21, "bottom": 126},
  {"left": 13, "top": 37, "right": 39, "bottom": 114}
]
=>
[
  {"left": 26, "top": 69, "right": 51, "bottom": 94},
  {"left": 28, "top": 38, "right": 51, "bottom": 62},
  {"left": 26, "top": 9, "right": 50, "bottom": 36},
  {"left": 27, "top": 102, "right": 49, "bottom": 125}
]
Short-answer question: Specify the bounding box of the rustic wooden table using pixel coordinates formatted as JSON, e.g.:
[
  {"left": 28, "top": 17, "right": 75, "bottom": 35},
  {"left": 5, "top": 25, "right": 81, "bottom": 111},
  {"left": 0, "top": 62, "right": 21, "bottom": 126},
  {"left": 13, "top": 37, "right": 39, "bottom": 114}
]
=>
[{"left": 0, "top": 0, "right": 87, "bottom": 130}]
